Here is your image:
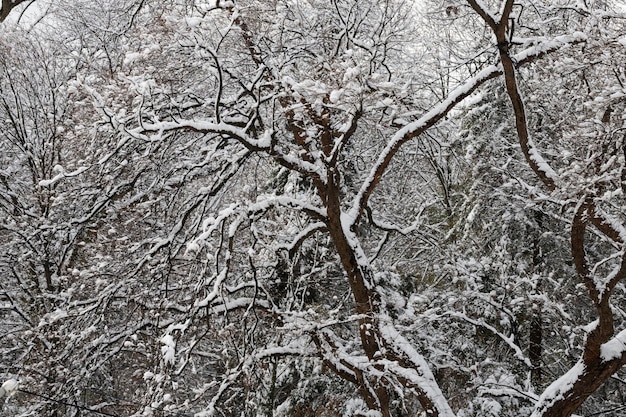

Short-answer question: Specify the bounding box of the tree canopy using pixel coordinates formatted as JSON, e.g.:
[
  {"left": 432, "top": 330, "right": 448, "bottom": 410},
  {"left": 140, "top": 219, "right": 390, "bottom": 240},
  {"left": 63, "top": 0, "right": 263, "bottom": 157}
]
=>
[{"left": 1, "top": 1, "right": 626, "bottom": 416}]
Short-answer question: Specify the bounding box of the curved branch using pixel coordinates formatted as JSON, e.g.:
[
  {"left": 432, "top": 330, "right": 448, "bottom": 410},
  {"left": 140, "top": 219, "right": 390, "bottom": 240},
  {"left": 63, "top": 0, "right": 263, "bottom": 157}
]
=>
[
  {"left": 466, "top": 1, "right": 584, "bottom": 192},
  {"left": 0, "top": 0, "right": 31, "bottom": 22},
  {"left": 351, "top": 34, "right": 585, "bottom": 225},
  {"left": 466, "top": 0, "right": 497, "bottom": 30},
  {"left": 588, "top": 205, "right": 626, "bottom": 245}
]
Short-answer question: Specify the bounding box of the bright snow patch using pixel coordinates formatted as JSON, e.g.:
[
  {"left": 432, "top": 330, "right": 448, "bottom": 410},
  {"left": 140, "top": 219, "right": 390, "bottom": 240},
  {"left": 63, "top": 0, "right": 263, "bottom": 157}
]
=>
[
  {"left": 531, "top": 361, "right": 586, "bottom": 417},
  {"left": 185, "top": 241, "right": 201, "bottom": 256},
  {"left": 160, "top": 335, "right": 176, "bottom": 365},
  {"left": 39, "top": 309, "right": 68, "bottom": 326},
  {"left": 185, "top": 17, "right": 203, "bottom": 27},
  {"left": 600, "top": 329, "right": 626, "bottom": 362},
  {"left": 329, "top": 89, "right": 342, "bottom": 103},
  {"left": 1, "top": 379, "right": 19, "bottom": 397}
]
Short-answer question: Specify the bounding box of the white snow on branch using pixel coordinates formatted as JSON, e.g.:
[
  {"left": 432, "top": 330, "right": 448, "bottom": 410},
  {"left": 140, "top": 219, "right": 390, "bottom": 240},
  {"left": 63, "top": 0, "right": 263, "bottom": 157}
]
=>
[
  {"left": 249, "top": 195, "right": 327, "bottom": 219},
  {"left": 514, "top": 32, "right": 588, "bottom": 62},
  {"left": 256, "top": 344, "right": 312, "bottom": 359},
  {"left": 591, "top": 251, "right": 626, "bottom": 299},
  {"left": 600, "top": 328, "right": 626, "bottom": 362},
  {"left": 527, "top": 135, "right": 559, "bottom": 182},
  {"left": 444, "top": 311, "right": 532, "bottom": 367},
  {"left": 0, "top": 379, "right": 19, "bottom": 398},
  {"left": 38, "top": 166, "right": 89, "bottom": 187},
  {"left": 274, "top": 221, "right": 327, "bottom": 252},
  {"left": 194, "top": 269, "right": 229, "bottom": 309},
  {"left": 340, "top": 211, "right": 375, "bottom": 288},
  {"left": 349, "top": 60, "right": 502, "bottom": 221},
  {"left": 593, "top": 206, "right": 626, "bottom": 244},
  {"left": 208, "top": 297, "right": 270, "bottom": 313},
  {"left": 530, "top": 361, "right": 586, "bottom": 417},
  {"left": 194, "top": 370, "right": 240, "bottom": 417},
  {"left": 379, "top": 320, "right": 456, "bottom": 417},
  {"left": 160, "top": 334, "right": 176, "bottom": 365},
  {"left": 132, "top": 120, "right": 269, "bottom": 150},
  {"left": 279, "top": 152, "right": 328, "bottom": 183},
  {"left": 195, "top": 203, "right": 240, "bottom": 242},
  {"left": 350, "top": 32, "right": 587, "bottom": 220}
]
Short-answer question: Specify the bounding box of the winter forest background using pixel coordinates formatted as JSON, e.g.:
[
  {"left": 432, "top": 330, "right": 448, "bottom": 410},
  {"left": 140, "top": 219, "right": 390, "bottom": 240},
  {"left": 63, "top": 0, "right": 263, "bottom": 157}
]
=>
[{"left": 1, "top": 0, "right": 626, "bottom": 416}]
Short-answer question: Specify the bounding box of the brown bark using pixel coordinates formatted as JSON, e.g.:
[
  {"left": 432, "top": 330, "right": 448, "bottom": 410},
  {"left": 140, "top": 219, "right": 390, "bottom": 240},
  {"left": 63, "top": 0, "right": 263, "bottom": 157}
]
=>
[
  {"left": 537, "top": 357, "right": 626, "bottom": 417},
  {"left": 466, "top": 0, "right": 557, "bottom": 190},
  {"left": 324, "top": 164, "right": 394, "bottom": 416},
  {"left": 465, "top": 1, "right": 626, "bottom": 416},
  {"left": 529, "top": 311, "right": 542, "bottom": 384},
  {"left": 537, "top": 227, "right": 626, "bottom": 416},
  {"left": 231, "top": 9, "right": 396, "bottom": 415},
  {"left": 498, "top": 50, "right": 556, "bottom": 191}
]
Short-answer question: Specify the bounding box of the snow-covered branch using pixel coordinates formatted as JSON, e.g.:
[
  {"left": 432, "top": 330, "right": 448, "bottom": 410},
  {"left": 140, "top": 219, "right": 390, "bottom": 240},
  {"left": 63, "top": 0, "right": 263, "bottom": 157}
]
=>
[{"left": 351, "top": 32, "right": 586, "bottom": 224}]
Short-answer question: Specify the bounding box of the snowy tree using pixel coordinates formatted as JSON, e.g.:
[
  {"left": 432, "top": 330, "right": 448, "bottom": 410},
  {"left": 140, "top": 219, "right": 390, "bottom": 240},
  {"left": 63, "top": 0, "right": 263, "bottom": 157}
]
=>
[
  {"left": 86, "top": 1, "right": 619, "bottom": 416},
  {"left": 2, "top": 1, "right": 626, "bottom": 417}
]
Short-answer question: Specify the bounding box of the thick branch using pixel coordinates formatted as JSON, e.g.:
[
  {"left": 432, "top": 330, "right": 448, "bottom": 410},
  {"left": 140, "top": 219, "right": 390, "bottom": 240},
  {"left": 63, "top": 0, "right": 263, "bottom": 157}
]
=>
[
  {"left": 379, "top": 320, "right": 456, "bottom": 417},
  {"left": 467, "top": 0, "right": 566, "bottom": 191},
  {"left": 499, "top": 53, "right": 557, "bottom": 190},
  {"left": 466, "top": 0, "right": 497, "bottom": 30},
  {"left": 588, "top": 205, "right": 626, "bottom": 244},
  {"left": 530, "top": 359, "right": 610, "bottom": 417}
]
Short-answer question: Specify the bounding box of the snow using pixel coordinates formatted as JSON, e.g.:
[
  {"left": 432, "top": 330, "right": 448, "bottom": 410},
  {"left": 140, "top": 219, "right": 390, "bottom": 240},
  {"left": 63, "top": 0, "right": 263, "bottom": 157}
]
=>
[
  {"left": 343, "top": 66, "right": 360, "bottom": 82},
  {"left": 531, "top": 361, "right": 586, "bottom": 417},
  {"left": 446, "top": 311, "right": 532, "bottom": 367},
  {"left": 259, "top": 129, "right": 273, "bottom": 148},
  {"left": 256, "top": 345, "right": 309, "bottom": 360},
  {"left": 275, "top": 221, "right": 326, "bottom": 252},
  {"left": 133, "top": 120, "right": 270, "bottom": 150},
  {"left": 1, "top": 379, "right": 19, "bottom": 397},
  {"left": 461, "top": 92, "right": 484, "bottom": 108},
  {"left": 600, "top": 328, "right": 626, "bottom": 362},
  {"left": 527, "top": 136, "right": 559, "bottom": 181},
  {"left": 249, "top": 195, "right": 327, "bottom": 220},
  {"left": 0, "top": 4, "right": 611, "bottom": 416},
  {"left": 351, "top": 32, "right": 587, "bottom": 216},
  {"left": 340, "top": 211, "right": 374, "bottom": 288},
  {"left": 123, "top": 52, "right": 142, "bottom": 66},
  {"left": 379, "top": 320, "right": 456, "bottom": 417},
  {"left": 472, "top": 0, "right": 497, "bottom": 22},
  {"left": 593, "top": 207, "right": 626, "bottom": 244},
  {"left": 515, "top": 33, "right": 587, "bottom": 62},
  {"left": 160, "top": 334, "right": 176, "bottom": 365},
  {"left": 184, "top": 241, "right": 201, "bottom": 256},
  {"left": 329, "top": 89, "right": 342, "bottom": 103},
  {"left": 280, "top": 153, "right": 328, "bottom": 182},
  {"left": 197, "top": 296, "right": 269, "bottom": 313},
  {"left": 480, "top": 399, "right": 502, "bottom": 416},
  {"left": 351, "top": 62, "right": 500, "bottom": 216},
  {"left": 185, "top": 17, "right": 203, "bottom": 27},
  {"left": 38, "top": 165, "right": 89, "bottom": 187},
  {"left": 39, "top": 309, "right": 69, "bottom": 326}
]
